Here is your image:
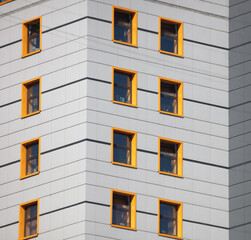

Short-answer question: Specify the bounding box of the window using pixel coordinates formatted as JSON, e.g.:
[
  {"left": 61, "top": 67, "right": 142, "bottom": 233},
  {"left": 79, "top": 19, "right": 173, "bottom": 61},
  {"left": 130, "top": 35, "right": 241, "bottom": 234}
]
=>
[
  {"left": 112, "top": 67, "right": 137, "bottom": 107},
  {"left": 111, "top": 189, "right": 136, "bottom": 230},
  {"left": 22, "top": 17, "right": 42, "bottom": 57},
  {"left": 158, "top": 137, "right": 183, "bottom": 177},
  {"left": 20, "top": 137, "right": 40, "bottom": 179},
  {"left": 158, "top": 199, "right": 182, "bottom": 239},
  {"left": 111, "top": 128, "right": 137, "bottom": 168},
  {"left": 21, "top": 77, "right": 41, "bottom": 118},
  {"left": 159, "top": 17, "right": 183, "bottom": 57},
  {"left": 19, "top": 199, "right": 39, "bottom": 240},
  {"left": 0, "top": 0, "right": 14, "bottom": 5},
  {"left": 159, "top": 77, "right": 183, "bottom": 117},
  {"left": 112, "top": 6, "right": 137, "bottom": 47}
]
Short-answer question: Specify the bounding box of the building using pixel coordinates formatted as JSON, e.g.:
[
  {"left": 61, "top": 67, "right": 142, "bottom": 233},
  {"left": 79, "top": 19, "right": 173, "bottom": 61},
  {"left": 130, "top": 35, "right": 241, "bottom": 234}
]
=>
[{"left": 0, "top": 0, "right": 250, "bottom": 239}]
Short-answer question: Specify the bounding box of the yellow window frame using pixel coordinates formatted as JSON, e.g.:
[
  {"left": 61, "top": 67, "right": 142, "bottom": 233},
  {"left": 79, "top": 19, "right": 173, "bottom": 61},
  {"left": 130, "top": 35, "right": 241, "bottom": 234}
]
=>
[
  {"left": 19, "top": 199, "right": 39, "bottom": 240},
  {"left": 0, "top": 0, "right": 14, "bottom": 5},
  {"left": 158, "top": 77, "right": 183, "bottom": 117},
  {"left": 110, "top": 189, "right": 136, "bottom": 230},
  {"left": 158, "top": 198, "right": 183, "bottom": 239},
  {"left": 159, "top": 17, "right": 183, "bottom": 57},
  {"left": 22, "top": 16, "right": 42, "bottom": 58},
  {"left": 112, "top": 67, "right": 137, "bottom": 107},
  {"left": 158, "top": 137, "right": 183, "bottom": 178},
  {"left": 111, "top": 127, "right": 137, "bottom": 168},
  {"left": 112, "top": 6, "right": 138, "bottom": 47},
  {"left": 20, "top": 137, "right": 41, "bottom": 179},
  {"left": 21, "top": 77, "right": 41, "bottom": 118}
]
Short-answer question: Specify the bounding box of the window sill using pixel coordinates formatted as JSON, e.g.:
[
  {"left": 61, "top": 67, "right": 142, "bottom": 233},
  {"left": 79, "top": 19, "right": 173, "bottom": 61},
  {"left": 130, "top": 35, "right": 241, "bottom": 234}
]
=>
[
  {"left": 113, "top": 39, "right": 137, "bottom": 48},
  {"left": 158, "top": 170, "right": 182, "bottom": 178},
  {"left": 159, "top": 110, "right": 183, "bottom": 117},
  {"left": 22, "top": 49, "right": 41, "bottom": 58},
  {"left": 158, "top": 232, "right": 182, "bottom": 239},
  {"left": 112, "top": 161, "right": 137, "bottom": 168},
  {"left": 20, "top": 171, "right": 40, "bottom": 180},
  {"left": 21, "top": 110, "right": 41, "bottom": 119},
  {"left": 20, "top": 233, "right": 38, "bottom": 240},
  {"left": 159, "top": 49, "right": 183, "bottom": 58},
  {"left": 112, "top": 100, "right": 137, "bottom": 108},
  {"left": 111, "top": 223, "right": 136, "bottom": 231}
]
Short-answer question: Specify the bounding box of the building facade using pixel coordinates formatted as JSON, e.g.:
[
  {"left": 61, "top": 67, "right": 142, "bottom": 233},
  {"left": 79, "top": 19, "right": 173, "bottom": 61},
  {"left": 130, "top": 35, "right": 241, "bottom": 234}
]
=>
[{"left": 0, "top": 0, "right": 250, "bottom": 239}]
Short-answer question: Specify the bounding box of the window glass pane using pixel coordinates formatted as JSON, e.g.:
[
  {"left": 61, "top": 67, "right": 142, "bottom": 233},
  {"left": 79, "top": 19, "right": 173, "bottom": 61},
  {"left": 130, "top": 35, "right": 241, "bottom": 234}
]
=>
[
  {"left": 161, "top": 81, "right": 178, "bottom": 113},
  {"left": 114, "top": 71, "right": 132, "bottom": 104},
  {"left": 26, "top": 142, "right": 38, "bottom": 175},
  {"left": 114, "top": 11, "right": 132, "bottom": 43},
  {"left": 161, "top": 21, "right": 178, "bottom": 53},
  {"left": 24, "top": 204, "right": 37, "bottom": 237},
  {"left": 114, "top": 132, "right": 131, "bottom": 165},
  {"left": 27, "top": 82, "right": 39, "bottom": 114},
  {"left": 27, "top": 21, "right": 40, "bottom": 53},
  {"left": 160, "top": 141, "right": 177, "bottom": 174},
  {"left": 113, "top": 193, "right": 131, "bottom": 227},
  {"left": 160, "top": 202, "right": 177, "bottom": 236}
]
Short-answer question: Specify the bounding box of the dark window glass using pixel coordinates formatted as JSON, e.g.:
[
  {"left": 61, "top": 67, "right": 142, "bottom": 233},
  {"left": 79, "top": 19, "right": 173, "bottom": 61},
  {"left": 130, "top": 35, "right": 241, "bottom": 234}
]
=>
[
  {"left": 160, "top": 202, "right": 177, "bottom": 236},
  {"left": 114, "top": 11, "right": 132, "bottom": 43},
  {"left": 27, "top": 82, "right": 39, "bottom": 114},
  {"left": 26, "top": 142, "right": 38, "bottom": 175},
  {"left": 114, "top": 132, "right": 132, "bottom": 165},
  {"left": 161, "top": 21, "right": 178, "bottom": 54},
  {"left": 112, "top": 193, "right": 131, "bottom": 227},
  {"left": 27, "top": 20, "right": 40, "bottom": 53},
  {"left": 161, "top": 81, "right": 178, "bottom": 114},
  {"left": 160, "top": 141, "right": 177, "bottom": 174},
  {"left": 24, "top": 204, "right": 37, "bottom": 237},
  {"left": 114, "top": 71, "right": 132, "bottom": 104}
]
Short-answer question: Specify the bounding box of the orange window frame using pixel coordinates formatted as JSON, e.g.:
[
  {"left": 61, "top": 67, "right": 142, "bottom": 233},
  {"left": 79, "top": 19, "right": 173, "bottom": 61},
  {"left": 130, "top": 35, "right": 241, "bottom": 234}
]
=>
[
  {"left": 22, "top": 16, "right": 42, "bottom": 58},
  {"left": 159, "top": 17, "right": 183, "bottom": 57},
  {"left": 21, "top": 77, "right": 41, "bottom": 118},
  {"left": 112, "top": 6, "right": 138, "bottom": 47},
  {"left": 19, "top": 199, "right": 39, "bottom": 240},
  {"left": 158, "top": 77, "right": 183, "bottom": 117},
  {"left": 110, "top": 189, "right": 136, "bottom": 230},
  {"left": 111, "top": 127, "right": 137, "bottom": 168},
  {"left": 158, "top": 198, "right": 183, "bottom": 239},
  {"left": 158, "top": 137, "right": 183, "bottom": 178},
  {"left": 112, "top": 67, "right": 137, "bottom": 107},
  {"left": 0, "top": 0, "right": 14, "bottom": 5},
  {"left": 20, "top": 137, "right": 41, "bottom": 179}
]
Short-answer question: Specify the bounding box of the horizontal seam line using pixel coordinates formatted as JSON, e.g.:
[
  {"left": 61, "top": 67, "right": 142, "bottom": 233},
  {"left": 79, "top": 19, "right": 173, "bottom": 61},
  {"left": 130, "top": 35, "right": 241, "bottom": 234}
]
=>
[
  {"left": 41, "top": 138, "right": 110, "bottom": 155},
  {"left": 183, "top": 219, "right": 228, "bottom": 230},
  {"left": 137, "top": 210, "right": 157, "bottom": 216},
  {"left": 137, "top": 149, "right": 157, "bottom": 155},
  {"left": 1, "top": 140, "right": 228, "bottom": 169},
  {"left": 229, "top": 159, "right": 251, "bottom": 169},
  {"left": 0, "top": 39, "right": 21, "bottom": 49},
  {"left": 0, "top": 77, "right": 228, "bottom": 109},
  {"left": 229, "top": 221, "right": 251, "bottom": 230},
  {"left": 0, "top": 99, "right": 21, "bottom": 108},
  {"left": 184, "top": 158, "right": 228, "bottom": 169},
  {"left": 0, "top": 17, "right": 228, "bottom": 52},
  {"left": 40, "top": 200, "right": 110, "bottom": 217},
  {"left": 0, "top": 160, "right": 20, "bottom": 168},
  {"left": 0, "top": 221, "right": 19, "bottom": 229},
  {"left": 38, "top": 201, "right": 229, "bottom": 230},
  {"left": 184, "top": 38, "right": 229, "bottom": 51},
  {"left": 184, "top": 98, "right": 228, "bottom": 109}
]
